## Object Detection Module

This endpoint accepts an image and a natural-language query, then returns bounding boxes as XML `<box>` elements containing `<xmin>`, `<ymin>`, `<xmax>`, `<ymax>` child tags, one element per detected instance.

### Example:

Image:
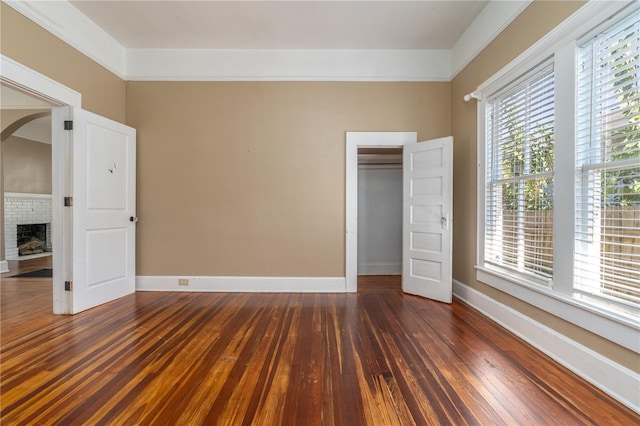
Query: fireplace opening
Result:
<box><xmin>17</xmin><ymin>224</ymin><xmax>48</xmax><ymax>256</ymax></box>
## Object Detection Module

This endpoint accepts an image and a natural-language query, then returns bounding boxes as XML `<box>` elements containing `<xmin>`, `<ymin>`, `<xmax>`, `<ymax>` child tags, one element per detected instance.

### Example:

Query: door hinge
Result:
<box><xmin>64</xmin><ymin>120</ymin><xmax>73</xmax><ymax>130</ymax></box>
<box><xmin>65</xmin><ymin>281</ymin><xmax>73</xmax><ymax>291</ymax></box>
<box><xmin>64</xmin><ymin>196</ymin><xmax>73</xmax><ymax>207</ymax></box>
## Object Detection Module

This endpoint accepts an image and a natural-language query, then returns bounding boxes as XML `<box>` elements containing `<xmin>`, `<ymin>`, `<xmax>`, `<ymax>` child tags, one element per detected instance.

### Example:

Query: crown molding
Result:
<box><xmin>451</xmin><ymin>0</ymin><xmax>533</xmax><ymax>79</ymax></box>
<box><xmin>126</xmin><ymin>49</ymin><xmax>451</xmax><ymax>82</ymax></box>
<box><xmin>4</xmin><ymin>0</ymin><xmax>530</xmax><ymax>82</ymax></box>
<box><xmin>3</xmin><ymin>0</ymin><xmax>126</xmax><ymax>79</ymax></box>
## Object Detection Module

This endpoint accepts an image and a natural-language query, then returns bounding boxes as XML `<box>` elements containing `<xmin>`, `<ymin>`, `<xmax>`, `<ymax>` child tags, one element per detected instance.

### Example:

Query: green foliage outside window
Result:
<box><xmin>499</xmin><ymin>108</ymin><xmax>554</xmax><ymax>212</ymax></box>
<box><xmin>602</xmin><ymin>23</ymin><xmax>639</xmax><ymax>208</ymax></box>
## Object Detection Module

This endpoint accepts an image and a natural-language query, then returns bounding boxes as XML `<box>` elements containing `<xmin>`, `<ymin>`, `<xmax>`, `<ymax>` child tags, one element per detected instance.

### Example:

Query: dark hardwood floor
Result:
<box><xmin>1</xmin><ymin>262</ymin><xmax>637</xmax><ymax>425</ymax></box>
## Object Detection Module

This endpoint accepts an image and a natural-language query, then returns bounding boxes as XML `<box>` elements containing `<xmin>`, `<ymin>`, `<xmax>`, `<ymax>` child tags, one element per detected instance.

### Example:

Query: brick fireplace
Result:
<box><xmin>4</xmin><ymin>193</ymin><xmax>52</xmax><ymax>259</ymax></box>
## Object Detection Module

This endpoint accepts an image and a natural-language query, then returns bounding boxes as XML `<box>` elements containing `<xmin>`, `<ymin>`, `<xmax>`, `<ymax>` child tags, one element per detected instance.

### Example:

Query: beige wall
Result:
<box><xmin>0</xmin><ymin>2</ymin><xmax>126</xmax><ymax>123</ymax></box>
<box><xmin>3</xmin><ymin>136</ymin><xmax>52</xmax><ymax>194</ymax></box>
<box><xmin>451</xmin><ymin>0</ymin><xmax>638</xmax><ymax>372</ymax></box>
<box><xmin>0</xmin><ymin>3</ymin><xmax>127</xmax><ymax>261</ymax></box>
<box><xmin>127</xmin><ymin>81</ymin><xmax>450</xmax><ymax>276</ymax></box>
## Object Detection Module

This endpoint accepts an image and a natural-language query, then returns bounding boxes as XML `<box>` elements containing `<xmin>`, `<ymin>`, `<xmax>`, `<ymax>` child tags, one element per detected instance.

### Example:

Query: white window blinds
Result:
<box><xmin>485</xmin><ymin>62</ymin><xmax>555</xmax><ymax>284</ymax></box>
<box><xmin>575</xmin><ymin>10</ymin><xmax>640</xmax><ymax>309</ymax></box>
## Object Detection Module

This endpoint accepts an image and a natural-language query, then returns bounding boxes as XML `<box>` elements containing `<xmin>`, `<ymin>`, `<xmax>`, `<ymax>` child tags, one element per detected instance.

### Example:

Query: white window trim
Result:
<box><xmin>475</xmin><ymin>0</ymin><xmax>639</xmax><ymax>353</ymax></box>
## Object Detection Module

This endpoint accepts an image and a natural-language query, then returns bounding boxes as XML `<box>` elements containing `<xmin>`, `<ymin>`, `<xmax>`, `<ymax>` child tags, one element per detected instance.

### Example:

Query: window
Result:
<box><xmin>575</xmin><ymin>11</ymin><xmax>640</xmax><ymax>310</ymax></box>
<box><xmin>485</xmin><ymin>62</ymin><xmax>555</xmax><ymax>285</ymax></box>
<box><xmin>476</xmin><ymin>1</ymin><xmax>639</xmax><ymax>351</ymax></box>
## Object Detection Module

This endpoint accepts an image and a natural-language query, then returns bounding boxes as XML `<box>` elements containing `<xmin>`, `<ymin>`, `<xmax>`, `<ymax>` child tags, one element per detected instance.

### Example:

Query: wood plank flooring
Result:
<box><xmin>1</xmin><ymin>265</ymin><xmax>638</xmax><ymax>425</ymax></box>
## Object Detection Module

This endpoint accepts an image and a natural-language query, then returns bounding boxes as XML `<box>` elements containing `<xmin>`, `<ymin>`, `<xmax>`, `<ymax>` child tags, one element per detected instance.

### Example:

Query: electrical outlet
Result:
<box><xmin>178</xmin><ymin>278</ymin><xmax>189</xmax><ymax>286</ymax></box>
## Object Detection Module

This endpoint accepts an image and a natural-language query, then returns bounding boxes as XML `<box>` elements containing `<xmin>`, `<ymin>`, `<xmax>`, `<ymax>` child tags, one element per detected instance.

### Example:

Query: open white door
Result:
<box><xmin>402</xmin><ymin>137</ymin><xmax>453</xmax><ymax>303</ymax></box>
<box><xmin>64</xmin><ymin>107</ymin><xmax>136</xmax><ymax>314</ymax></box>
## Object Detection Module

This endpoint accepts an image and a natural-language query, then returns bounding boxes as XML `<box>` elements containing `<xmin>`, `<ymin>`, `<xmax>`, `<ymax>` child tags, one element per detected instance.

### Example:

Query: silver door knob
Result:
<box><xmin>441</xmin><ymin>214</ymin><xmax>450</xmax><ymax>230</ymax></box>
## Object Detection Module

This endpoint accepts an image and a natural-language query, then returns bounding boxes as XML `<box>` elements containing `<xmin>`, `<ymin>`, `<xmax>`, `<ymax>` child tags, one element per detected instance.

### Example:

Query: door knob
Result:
<box><xmin>441</xmin><ymin>214</ymin><xmax>450</xmax><ymax>230</ymax></box>
<box><xmin>130</xmin><ymin>216</ymin><xmax>138</xmax><ymax>222</ymax></box>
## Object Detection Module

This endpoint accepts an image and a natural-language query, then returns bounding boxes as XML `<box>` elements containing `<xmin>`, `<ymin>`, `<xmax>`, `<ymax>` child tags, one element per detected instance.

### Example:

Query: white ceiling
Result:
<box><xmin>69</xmin><ymin>1</ymin><xmax>488</xmax><ymax>50</ymax></box>
<box><xmin>13</xmin><ymin>116</ymin><xmax>52</xmax><ymax>144</ymax></box>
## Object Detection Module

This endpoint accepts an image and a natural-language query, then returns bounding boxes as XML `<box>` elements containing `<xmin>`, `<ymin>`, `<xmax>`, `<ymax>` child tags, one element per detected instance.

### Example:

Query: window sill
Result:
<box><xmin>475</xmin><ymin>265</ymin><xmax>640</xmax><ymax>353</ymax></box>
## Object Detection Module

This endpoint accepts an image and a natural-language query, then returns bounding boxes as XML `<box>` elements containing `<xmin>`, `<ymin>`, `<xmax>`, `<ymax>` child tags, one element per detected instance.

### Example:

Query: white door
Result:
<box><xmin>66</xmin><ymin>108</ymin><xmax>136</xmax><ymax>313</ymax></box>
<box><xmin>402</xmin><ymin>137</ymin><xmax>453</xmax><ymax>303</ymax></box>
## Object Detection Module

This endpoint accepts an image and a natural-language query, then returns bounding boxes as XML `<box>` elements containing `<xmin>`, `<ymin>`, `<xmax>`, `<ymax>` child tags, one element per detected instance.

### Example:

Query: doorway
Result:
<box><xmin>1</xmin><ymin>54</ymin><xmax>81</xmax><ymax>314</ymax></box>
<box><xmin>2</xmin><ymin>55</ymin><xmax>137</xmax><ymax>315</ymax></box>
<box><xmin>357</xmin><ymin>147</ymin><xmax>403</xmax><ymax>276</ymax></box>
<box><xmin>345</xmin><ymin>132</ymin><xmax>417</xmax><ymax>292</ymax></box>
<box><xmin>346</xmin><ymin>132</ymin><xmax>453</xmax><ymax>302</ymax></box>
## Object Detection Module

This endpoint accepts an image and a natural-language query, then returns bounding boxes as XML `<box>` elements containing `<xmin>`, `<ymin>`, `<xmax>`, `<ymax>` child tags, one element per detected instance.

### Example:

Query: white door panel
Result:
<box><xmin>63</xmin><ymin>107</ymin><xmax>136</xmax><ymax>314</ymax></box>
<box><xmin>403</xmin><ymin>137</ymin><xmax>453</xmax><ymax>303</ymax></box>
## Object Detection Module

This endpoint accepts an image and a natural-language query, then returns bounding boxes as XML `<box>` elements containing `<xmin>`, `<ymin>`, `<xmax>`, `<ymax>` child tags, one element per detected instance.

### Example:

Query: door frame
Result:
<box><xmin>1</xmin><ymin>54</ymin><xmax>82</xmax><ymax>314</ymax></box>
<box><xmin>345</xmin><ymin>132</ymin><xmax>417</xmax><ymax>292</ymax></box>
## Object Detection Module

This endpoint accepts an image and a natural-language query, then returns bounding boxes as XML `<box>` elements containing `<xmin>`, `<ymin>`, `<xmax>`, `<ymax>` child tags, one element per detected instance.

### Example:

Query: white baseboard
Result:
<box><xmin>357</xmin><ymin>262</ymin><xmax>401</xmax><ymax>275</ymax></box>
<box><xmin>453</xmin><ymin>279</ymin><xmax>640</xmax><ymax>414</ymax></box>
<box><xmin>136</xmin><ymin>276</ymin><xmax>346</xmax><ymax>293</ymax></box>
<box><xmin>0</xmin><ymin>260</ymin><xmax>8</xmax><ymax>273</ymax></box>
